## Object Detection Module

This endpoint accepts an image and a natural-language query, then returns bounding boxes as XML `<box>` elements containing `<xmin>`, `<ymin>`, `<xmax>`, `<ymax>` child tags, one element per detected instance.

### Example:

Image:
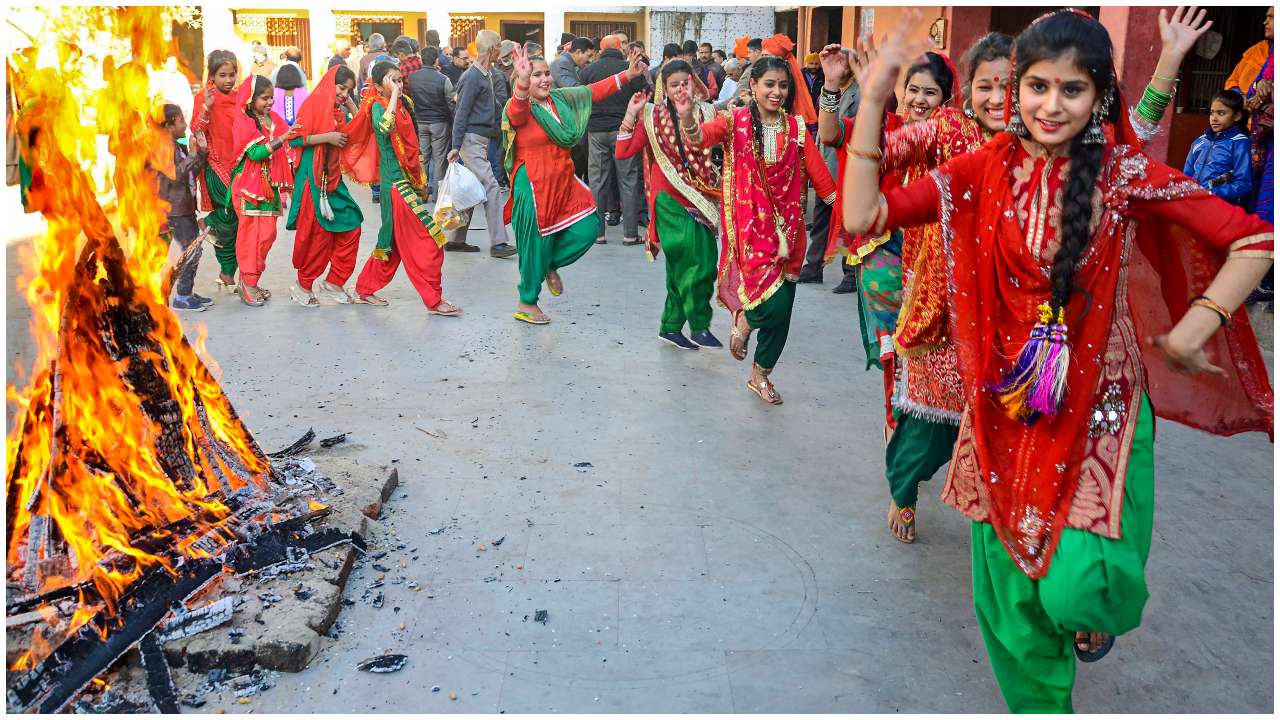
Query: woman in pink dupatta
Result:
<box><xmin>677</xmin><ymin>56</ymin><xmax>837</xmax><ymax>404</ymax></box>
<box><xmin>230</xmin><ymin>74</ymin><xmax>299</xmax><ymax>306</ymax></box>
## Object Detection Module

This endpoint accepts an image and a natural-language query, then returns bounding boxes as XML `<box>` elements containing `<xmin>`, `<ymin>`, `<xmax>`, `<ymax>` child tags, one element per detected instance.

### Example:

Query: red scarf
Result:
<box><xmin>192</xmin><ymin>81</ymin><xmax>239</xmax><ymax>210</ymax></box>
<box><xmin>339</xmin><ymin>86</ymin><xmax>425</xmax><ymax>187</ymax></box>
<box><xmin>293</xmin><ymin>65</ymin><xmax>348</xmax><ymax>193</ymax></box>
<box><xmin>230</xmin><ymin>76</ymin><xmax>294</xmax><ymax>201</ymax></box>
<box><xmin>943</xmin><ymin>134</ymin><xmax>1272</xmax><ymax>577</ymax></box>
<box><xmin>718</xmin><ymin>107</ymin><xmax>805</xmax><ymax>312</ymax></box>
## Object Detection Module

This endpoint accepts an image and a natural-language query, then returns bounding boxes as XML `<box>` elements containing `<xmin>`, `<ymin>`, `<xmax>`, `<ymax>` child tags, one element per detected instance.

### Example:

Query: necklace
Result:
<box><xmin>759</xmin><ymin>113</ymin><xmax>784</xmax><ymax>130</ymax></box>
<box><xmin>759</xmin><ymin>113</ymin><xmax>786</xmax><ymax>164</ymax></box>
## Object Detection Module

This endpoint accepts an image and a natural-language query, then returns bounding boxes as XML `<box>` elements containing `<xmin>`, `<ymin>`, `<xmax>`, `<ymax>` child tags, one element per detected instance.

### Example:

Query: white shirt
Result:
<box><xmin>717</xmin><ymin>77</ymin><xmax>738</xmax><ymax>104</ymax></box>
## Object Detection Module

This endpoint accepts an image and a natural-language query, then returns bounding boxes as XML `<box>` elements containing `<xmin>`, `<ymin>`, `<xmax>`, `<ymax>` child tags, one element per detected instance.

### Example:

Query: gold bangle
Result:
<box><xmin>1190</xmin><ymin>296</ymin><xmax>1230</xmax><ymax>326</ymax></box>
<box><xmin>846</xmin><ymin>145</ymin><xmax>882</xmax><ymax>161</ymax></box>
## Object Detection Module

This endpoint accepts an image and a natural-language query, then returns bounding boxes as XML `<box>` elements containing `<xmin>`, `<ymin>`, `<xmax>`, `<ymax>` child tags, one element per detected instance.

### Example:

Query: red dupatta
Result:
<box><xmin>717</xmin><ymin>106</ymin><xmax>805</xmax><ymax>312</ymax></box>
<box><xmin>230</xmin><ymin>76</ymin><xmax>294</xmax><ymax>203</ymax></box>
<box><xmin>643</xmin><ymin>73</ymin><xmax>721</xmax><ymax>258</ymax></box>
<box><xmin>339</xmin><ymin>86</ymin><xmax>426</xmax><ymax>188</ymax></box>
<box><xmin>940</xmin><ymin>133</ymin><xmax>1272</xmax><ymax>578</ymax></box>
<box><xmin>191</xmin><ymin>80</ymin><xmax>238</xmax><ymax>211</ymax></box>
<box><xmin>292</xmin><ymin>65</ymin><xmax>348</xmax><ymax>194</ymax></box>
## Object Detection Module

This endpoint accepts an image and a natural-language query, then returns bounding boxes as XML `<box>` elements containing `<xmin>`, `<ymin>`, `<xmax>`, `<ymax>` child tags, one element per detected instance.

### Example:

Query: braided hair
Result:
<box><xmin>660</xmin><ymin>59</ymin><xmax>697</xmax><ymax>169</ymax></box>
<box><xmin>1013</xmin><ymin>10</ymin><xmax>1120</xmax><ymax>316</ymax></box>
<box><xmin>746</xmin><ymin>56</ymin><xmax>793</xmax><ymax>166</ymax></box>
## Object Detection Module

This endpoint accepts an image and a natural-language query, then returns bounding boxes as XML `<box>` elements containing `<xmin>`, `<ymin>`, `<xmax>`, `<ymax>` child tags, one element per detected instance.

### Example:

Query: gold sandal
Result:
<box><xmin>746</xmin><ymin>366</ymin><xmax>783</xmax><ymax>405</ymax></box>
<box><xmin>730</xmin><ymin>311</ymin><xmax>750</xmax><ymax>362</ymax></box>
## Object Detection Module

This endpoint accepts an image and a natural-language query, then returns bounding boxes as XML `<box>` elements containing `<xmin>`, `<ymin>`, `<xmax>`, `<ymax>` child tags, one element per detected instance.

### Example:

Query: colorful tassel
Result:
<box><xmin>991</xmin><ymin>303</ymin><xmax>1070</xmax><ymax>423</ymax></box>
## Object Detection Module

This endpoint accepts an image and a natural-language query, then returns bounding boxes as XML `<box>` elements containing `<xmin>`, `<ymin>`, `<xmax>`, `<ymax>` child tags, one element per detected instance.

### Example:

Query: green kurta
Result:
<box><xmin>972</xmin><ymin>394</ymin><xmax>1155</xmax><ymax>713</ymax></box>
<box><xmin>229</xmin><ymin>144</ymin><xmax>281</xmax><ymax>214</ymax></box>
<box><xmin>369</xmin><ymin>102</ymin><xmax>442</xmax><ymax>259</ymax></box>
<box><xmin>286</xmin><ymin>141</ymin><xmax>363</xmax><ymax>232</ymax></box>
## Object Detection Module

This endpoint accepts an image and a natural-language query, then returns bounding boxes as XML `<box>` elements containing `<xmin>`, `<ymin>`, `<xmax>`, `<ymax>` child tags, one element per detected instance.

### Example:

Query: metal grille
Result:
<box><xmin>1180</xmin><ymin>6</ymin><xmax>1269</xmax><ymax>112</ymax></box>
<box><xmin>451</xmin><ymin>16</ymin><xmax>485</xmax><ymax>50</ymax></box>
<box><xmin>569</xmin><ymin>20</ymin><xmax>638</xmax><ymax>41</ymax></box>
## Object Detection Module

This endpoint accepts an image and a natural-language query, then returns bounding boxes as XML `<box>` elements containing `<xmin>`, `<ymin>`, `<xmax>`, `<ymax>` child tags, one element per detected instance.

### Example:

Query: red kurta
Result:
<box><xmin>502</xmin><ymin>73</ymin><xmax>627</xmax><ymax>234</ymax></box>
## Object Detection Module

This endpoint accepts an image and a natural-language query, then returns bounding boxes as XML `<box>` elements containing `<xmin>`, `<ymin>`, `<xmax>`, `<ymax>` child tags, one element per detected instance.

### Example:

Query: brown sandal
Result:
<box><xmin>746</xmin><ymin>365</ymin><xmax>783</xmax><ymax>405</ymax></box>
<box><xmin>730</xmin><ymin>311</ymin><xmax>751</xmax><ymax>362</ymax></box>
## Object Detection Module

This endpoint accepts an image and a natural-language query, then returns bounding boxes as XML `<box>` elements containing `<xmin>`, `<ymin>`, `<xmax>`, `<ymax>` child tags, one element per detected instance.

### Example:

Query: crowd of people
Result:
<box><xmin>145</xmin><ymin>7</ymin><xmax>1274</xmax><ymax>713</ymax></box>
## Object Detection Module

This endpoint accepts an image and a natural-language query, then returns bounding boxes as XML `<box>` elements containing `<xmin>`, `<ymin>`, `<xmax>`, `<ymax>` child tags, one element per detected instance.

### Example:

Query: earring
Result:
<box><xmin>1082</xmin><ymin>89</ymin><xmax>1113</xmax><ymax>145</ymax></box>
<box><xmin>1005</xmin><ymin>95</ymin><xmax>1028</xmax><ymax>136</ymax></box>
<box><xmin>963</xmin><ymin>102</ymin><xmax>975</xmax><ymax>120</ymax></box>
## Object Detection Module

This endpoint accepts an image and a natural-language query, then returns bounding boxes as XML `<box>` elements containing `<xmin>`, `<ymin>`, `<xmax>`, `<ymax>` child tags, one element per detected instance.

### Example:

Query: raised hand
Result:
<box><xmin>671</xmin><ymin>84</ymin><xmax>695</xmax><ymax>119</ymax></box>
<box><xmin>1159</xmin><ymin>6</ymin><xmax>1212</xmax><ymax>60</ymax></box>
<box><xmin>626</xmin><ymin>89</ymin><xmax>650</xmax><ymax>116</ymax></box>
<box><xmin>861</xmin><ymin>9</ymin><xmax>931</xmax><ymax>106</ymax></box>
<box><xmin>627</xmin><ymin>53</ymin><xmax>649</xmax><ymax>81</ymax></box>
<box><xmin>203</xmin><ymin>86</ymin><xmax>216</xmax><ymax>110</ymax></box>
<box><xmin>383</xmin><ymin>74</ymin><xmax>400</xmax><ymax>96</ymax></box>
<box><xmin>512</xmin><ymin>44</ymin><xmax>532</xmax><ymax>84</ymax></box>
<box><xmin>819</xmin><ymin>44</ymin><xmax>847</xmax><ymax>89</ymax></box>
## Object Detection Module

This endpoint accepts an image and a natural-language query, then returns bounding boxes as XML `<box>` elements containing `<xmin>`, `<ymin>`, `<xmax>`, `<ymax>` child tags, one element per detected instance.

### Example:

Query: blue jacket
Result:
<box><xmin>1183</xmin><ymin>127</ymin><xmax>1253</xmax><ymax>205</ymax></box>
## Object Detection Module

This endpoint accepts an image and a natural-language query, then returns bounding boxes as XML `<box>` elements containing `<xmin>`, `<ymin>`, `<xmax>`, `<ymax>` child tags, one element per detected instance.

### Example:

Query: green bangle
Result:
<box><xmin>1142</xmin><ymin>85</ymin><xmax>1173</xmax><ymax>105</ymax></box>
<box><xmin>1135</xmin><ymin>100</ymin><xmax>1164</xmax><ymax>124</ymax></box>
<box><xmin>1153</xmin><ymin>74</ymin><xmax>1179</xmax><ymax>84</ymax></box>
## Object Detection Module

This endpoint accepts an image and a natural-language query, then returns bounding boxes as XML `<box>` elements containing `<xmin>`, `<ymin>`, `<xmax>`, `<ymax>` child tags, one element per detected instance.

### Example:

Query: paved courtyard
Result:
<box><xmin>5</xmin><ymin>184</ymin><xmax>1274</xmax><ymax>713</ymax></box>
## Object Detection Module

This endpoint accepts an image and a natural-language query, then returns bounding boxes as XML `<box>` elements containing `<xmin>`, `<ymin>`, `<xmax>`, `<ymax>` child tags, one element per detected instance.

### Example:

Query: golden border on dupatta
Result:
<box><xmin>644</xmin><ymin>103</ymin><xmax>721</xmax><ymax>228</ymax></box>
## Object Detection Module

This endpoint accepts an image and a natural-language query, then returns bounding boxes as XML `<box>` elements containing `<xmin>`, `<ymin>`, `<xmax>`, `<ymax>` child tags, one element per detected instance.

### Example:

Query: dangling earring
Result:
<box><xmin>1082</xmin><ymin>88</ymin><xmax>1112</xmax><ymax>145</ymax></box>
<box><xmin>1005</xmin><ymin>94</ymin><xmax>1028</xmax><ymax>136</ymax></box>
<box><xmin>963</xmin><ymin>101</ymin><xmax>975</xmax><ymax>120</ymax></box>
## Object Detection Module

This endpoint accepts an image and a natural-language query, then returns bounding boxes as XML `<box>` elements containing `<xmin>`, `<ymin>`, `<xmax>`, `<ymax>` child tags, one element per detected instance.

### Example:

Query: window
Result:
<box><xmin>568</xmin><ymin>21</ymin><xmax>637</xmax><ymax>42</ymax></box>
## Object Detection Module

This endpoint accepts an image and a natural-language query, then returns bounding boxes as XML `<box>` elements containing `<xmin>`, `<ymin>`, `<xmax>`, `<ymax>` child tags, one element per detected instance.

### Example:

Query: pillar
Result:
<box><xmin>1100</xmin><ymin>6</ymin><xmax>1171</xmax><ymax>163</ymax></box>
<box><xmin>311</xmin><ymin>8</ymin><xmax>334</xmax><ymax>76</ymax></box>
<box><xmin>425</xmin><ymin>4</ymin><xmax>451</xmax><ymax>47</ymax></box>
<box><xmin>544</xmin><ymin>10</ymin><xmax>565</xmax><ymax>53</ymax></box>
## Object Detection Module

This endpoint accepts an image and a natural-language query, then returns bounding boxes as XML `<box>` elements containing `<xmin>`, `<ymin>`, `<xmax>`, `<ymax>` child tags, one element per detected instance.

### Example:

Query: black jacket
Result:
<box><xmin>406</xmin><ymin>67</ymin><xmax>455</xmax><ymax>124</ymax></box>
<box><xmin>579</xmin><ymin>49</ymin><xmax>646</xmax><ymax>133</ymax></box>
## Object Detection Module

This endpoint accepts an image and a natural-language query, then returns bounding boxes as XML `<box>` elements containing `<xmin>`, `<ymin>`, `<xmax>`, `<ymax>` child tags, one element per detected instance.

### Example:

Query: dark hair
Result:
<box><xmin>425</xmin><ymin>30</ymin><xmax>441</xmax><ymax>47</ymax></box>
<box><xmin>335</xmin><ymin>66</ymin><xmax>355</xmax><ymax>87</ymax></box>
<box><xmin>712</xmin><ymin>49</ymin><xmax>726</xmax><ymax>62</ymax></box>
<box><xmin>421</xmin><ymin>46</ymin><xmax>440</xmax><ymax>67</ymax></box>
<box><xmin>662</xmin><ymin>43</ymin><xmax>681</xmax><ymax>61</ymax></box>
<box><xmin>700</xmin><ymin>42</ymin><xmax>713</xmax><ymax>52</ymax></box>
<box><xmin>371</xmin><ymin>61</ymin><xmax>398</xmax><ymax>87</ymax></box>
<box><xmin>661</xmin><ymin>60</ymin><xmax>697</xmax><ymax>169</ymax></box>
<box><xmin>681</xmin><ymin>40</ymin><xmax>698</xmax><ymax>56</ymax></box>
<box><xmin>747</xmin><ymin>57</ymin><xmax>796</xmax><ymax>165</ymax></box>
<box><xmin>1014</xmin><ymin>10</ymin><xmax>1120</xmax><ymax>316</ymax></box>
<box><xmin>276</xmin><ymin>63</ymin><xmax>305</xmax><ymax>90</ymax></box>
<box><xmin>206</xmin><ymin>49</ymin><xmax>238</xmax><ymax>81</ymax></box>
<box><xmin>962</xmin><ymin>32</ymin><xmax>1013</xmax><ymax>90</ymax></box>
<box><xmin>390</xmin><ymin>38</ymin><xmax>415</xmax><ymax>56</ymax></box>
<box><xmin>590</xmin><ymin>37</ymin><xmax>601</xmax><ymax>50</ymax></box>
<box><xmin>747</xmin><ymin>38</ymin><xmax>762</xmax><ymax>51</ymax></box>
<box><xmin>570</xmin><ymin>37</ymin><xmax>594</xmax><ymax>54</ymax></box>
<box><xmin>904</xmin><ymin>51</ymin><xmax>954</xmax><ymax>104</ymax></box>
<box><xmin>629</xmin><ymin>40</ymin><xmax>645</xmax><ymax>51</ymax></box>
<box><xmin>162</xmin><ymin>103</ymin><xmax>184</xmax><ymax>126</ymax></box>
<box><xmin>1211</xmin><ymin>89</ymin><xmax>1249</xmax><ymax>132</ymax></box>
<box><xmin>245</xmin><ymin>75</ymin><xmax>273</xmax><ymax>132</ymax></box>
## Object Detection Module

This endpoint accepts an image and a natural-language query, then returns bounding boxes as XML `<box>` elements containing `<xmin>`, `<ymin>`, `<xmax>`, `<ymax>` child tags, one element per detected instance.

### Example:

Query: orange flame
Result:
<box><xmin>6</xmin><ymin>7</ymin><xmax>270</xmax><ymax>646</ymax></box>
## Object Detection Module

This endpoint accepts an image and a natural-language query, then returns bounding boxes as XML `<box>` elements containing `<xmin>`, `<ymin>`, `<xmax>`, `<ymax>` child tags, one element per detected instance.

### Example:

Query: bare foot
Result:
<box><xmin>545</xmin><ymin>270</ymin><xmax>563</xmax><ymax>296</ymax></box>
<box><xmin>888</xmin><ymin>499</ymin><xmax>916</xmax><ymax>543</ymax></box>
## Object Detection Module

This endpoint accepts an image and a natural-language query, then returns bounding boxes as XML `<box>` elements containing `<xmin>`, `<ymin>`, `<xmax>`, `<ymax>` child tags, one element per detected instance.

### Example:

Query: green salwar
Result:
<box><xmin>744</xmin><ymin>281</ymin><xmax>796</xmax><ymax>370</ymax></box>
<box><xmin>655</xmin><ymin>192</ymin><xmax>717</xmax><ymax>334</ymax></box>
<box><xmin>512</xmin><ymin>166</ymin><xmax>599</xmax><ymax>305</ymax></box>
<box><xmin>971</xmin><ymin>394</ymin><xmax>1154</xmax><ymax>713</ymax></box>
<box><xmin>203</xmin><ymin>166</ymin><xmax>239</xmax><ymax>276</ymax></box>
<box><xmin>885</xmin><ymin>411</ymin><xmax>960</xmax><ymax>508</ymax></box>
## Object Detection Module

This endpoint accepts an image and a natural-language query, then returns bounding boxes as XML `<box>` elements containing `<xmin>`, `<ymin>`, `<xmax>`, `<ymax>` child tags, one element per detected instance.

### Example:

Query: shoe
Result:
<box><xmin>659</xmin><ymin>331</ymin><xmax>699</xmax><ymax>350</ymax></box>
<box><xmin>371</xmin><ymin>193</ymin><xmax>380</xmax><ymax>205</ymax></box>
<box><xmin>797</xmin><ymin>270</ymin><xmax>823</xmax><ymax>283</ymax></box>
<box><xmin>832</xmin><ymin>277</ymin><xmax>857</xmax><ymax>294</ymax></box>
<box><xmin>289</xmin><ymin>285</ymin><xmax>320</xmax><ymax>308</ymax></box>
<box><xmin>172</xmin><ymin>295</ymin><xmax>208</xmax><ymax>312</ymax></box>
<box><xmin>444</xmin><ymin>241</ymin><xmax>481</xmax><ymax>252</ymax></box>
<box><xmin>595</xmin><ymin>238</ymin><xmax>607</xmax><ymax>245</ymax></box>
<box><xmin>605</xmin><ymin>211</ymin><xmax>621</xmax><ymax>227</ymax></box>
<box><xmin>191</xmin><ymin>293</ymin><xmax>214</xmax><ymax>306</ymax></box>
<box><xmin>690</xmin><ymin>330</ymin><xmax>722</xmax><ymax>348</ymax></box>
<box><xmin>490</xmin><ymin>243</ymin><xmax>518</xmax><ymax>259</ymax></box>
<box><xmin>622</xmin><ymin>237</ymin><xmax>643</xmax><ymax>246</ymax></box>
<box><xmin>315</xmin><ymin>281</ymin><xmax>356</xmax><ymax>304</ymax></box>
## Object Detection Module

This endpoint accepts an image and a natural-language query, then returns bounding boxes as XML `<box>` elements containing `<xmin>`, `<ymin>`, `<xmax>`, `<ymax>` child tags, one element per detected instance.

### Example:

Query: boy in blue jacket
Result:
<box><xmin>1184</xmin><ymin>90</ymin><xmax>1253</xmax><ymax>206</ymax></box>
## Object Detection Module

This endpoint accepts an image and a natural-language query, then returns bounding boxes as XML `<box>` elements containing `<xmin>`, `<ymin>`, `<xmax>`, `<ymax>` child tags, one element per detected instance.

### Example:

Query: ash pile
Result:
<box><xmin>6</xmin><ymin>431</ymin><xmax>400</xmax><ymax>714</ymax></box>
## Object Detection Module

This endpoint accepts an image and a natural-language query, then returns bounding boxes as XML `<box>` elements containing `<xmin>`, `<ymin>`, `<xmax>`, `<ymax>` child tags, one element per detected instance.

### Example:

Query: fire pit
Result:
<box><xmin>5</xmin><ymin>8</ymin><xmax>395</xmax><ymax>712</ymax></box>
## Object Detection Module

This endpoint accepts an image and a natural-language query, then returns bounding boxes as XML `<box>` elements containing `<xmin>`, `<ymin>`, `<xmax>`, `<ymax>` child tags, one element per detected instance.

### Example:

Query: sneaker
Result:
<box><xmin>605</xmin><ymin>211</ymin><xmax>621</xmax><ymax>227</ymax></box>
<box><xmin>490</xmin><ymin>243</ymin><xmax>518</xmax><ymax>259</ymax></box>
<box><xmin>659</xmin><ymin>331</ymin><xmax>699</xmax><ymax>350</ymax></box>
<box><xmin>1246</xmin><ymin>287</ymin><xmax>1274</xmax><ymax>305</ymax></box>
<box><xmin>622</xmin><ymin>237</ymin><xmax>643</xmax><ymax>246</ymax></box>
<box><xmin>172</xmin><ymin>295</ymin><xmax>207</xmax><ymax>312</ymax></box>
<box><xmin>797</xmin><ymin>269</ymin><xmax>823</xmax><ymax>283</ymax></box>
<box><xmin>191</xmin><ymin>293</ymin><xmax>214</xmax><ymax>306</ymax></box>
<box><xmin>444</xmin><ymin>241</ymin><xmax>481</xmax><ymax>252</ymax></box>
<box><xmin>690</xmin><ymin>330</ymin><xmax>723</xmax><ymax>348</ymax></box>
<box><xmin>832</xmin><ymin>277</ymin><xmax>857</xmax><ymax>294</ymax></box>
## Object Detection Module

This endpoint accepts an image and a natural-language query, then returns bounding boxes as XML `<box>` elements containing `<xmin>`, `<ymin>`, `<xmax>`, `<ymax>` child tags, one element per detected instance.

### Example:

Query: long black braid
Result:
<box><xmin>1013</xmin><ymin>11</ymin><xmax>1119</xmax><ymax>317</ymax></box>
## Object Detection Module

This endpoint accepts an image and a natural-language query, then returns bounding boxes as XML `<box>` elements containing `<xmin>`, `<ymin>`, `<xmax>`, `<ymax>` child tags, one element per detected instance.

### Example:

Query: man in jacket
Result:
<box><xmin>441</xmin><ymin>46</ymin><xmax>467</xmax><ymax>85</ymax></box>
<box><xmin>445</xmin><ymin>29</ymin><xmax>516</xmax><ymax>257</ymax></box>
<box><xmin>357</xmin><ymin>33</ymin><xmax>386</xmax><ymax>89</ymax></box>
<box><xmin>580</xmin><ymin>35</ymin><xmax>647</xmax><ymax>245</ymax></box>
<box><xmin>552</xmin><ymin>36</ymin><xmax>594</xmax><ymax>180</ymax></box>
<box><xmin>407</xmin><ymin>46</ymin><xmax>456</xmax><ymax>202</ymax></box>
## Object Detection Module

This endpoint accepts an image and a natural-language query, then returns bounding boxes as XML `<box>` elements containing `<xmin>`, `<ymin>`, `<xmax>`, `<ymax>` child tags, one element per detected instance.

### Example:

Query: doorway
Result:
<box><xmin>501</xmin><ymin>21</ymin><xmax>544</xmax><ymax>44</ymax></box>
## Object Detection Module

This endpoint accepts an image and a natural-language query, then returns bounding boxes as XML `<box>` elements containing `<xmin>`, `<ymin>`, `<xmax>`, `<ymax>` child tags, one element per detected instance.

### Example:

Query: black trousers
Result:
<box><xmin>801</xmin><ymin>199</ymin><xmax>855</xmax><ymax>281</ymax></box>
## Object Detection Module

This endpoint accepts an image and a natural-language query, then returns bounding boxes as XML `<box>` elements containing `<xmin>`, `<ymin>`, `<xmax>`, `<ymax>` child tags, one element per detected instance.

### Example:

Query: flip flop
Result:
<box><xmin>1074</xmin><ymin>633</ymin><xmax>1115</xmax><ymax>663</ymax></box>
<box><xmin>513</xmin><ymin>310</ymin><xmax>550</xmax><ymax>325</ymax></box>
<box><xmin>357</xmin><ymin>294</ymin><xmax>390</xmax><ymax>307</ymax></box>
<box><xmin>429</xmin><ymin>303</ymin><xmax>463</xmax><ymax>317</ymax></box>
<box><xmin>546</xmin><ymin>272</ymin><xmax>563</xmax><ymax>297</ymax></box>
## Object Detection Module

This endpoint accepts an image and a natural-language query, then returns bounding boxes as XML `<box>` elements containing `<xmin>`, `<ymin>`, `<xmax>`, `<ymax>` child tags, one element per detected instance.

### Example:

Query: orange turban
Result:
<box><xmin>760</xmin><ymin>33</ymin><xmax>816</xmax><ymax>124</ymax></box>
<box><xmin>733</xmin><ymin>36</ymin><xmax>750</xmax><ymax>59</ymax></box>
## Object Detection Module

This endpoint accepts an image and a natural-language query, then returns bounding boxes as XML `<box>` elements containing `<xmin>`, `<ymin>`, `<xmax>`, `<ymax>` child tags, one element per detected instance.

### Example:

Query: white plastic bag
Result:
<box><xmin>432</xmin><ymin>162</ymin><xmax>485</xmax><ymax>231</ymax></box>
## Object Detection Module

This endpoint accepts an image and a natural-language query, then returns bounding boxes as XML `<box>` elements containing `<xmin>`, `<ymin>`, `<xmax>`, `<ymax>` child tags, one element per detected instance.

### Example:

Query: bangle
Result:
<box><xmin>819</xmin><ymin>87</ymin><xmax>840</xmax><ymax>113</ymax></box>
<box><xmin>1153</xmin><ymin>74</ymin><xmax>1179</xmax><ymax>84</ymax></box>
<box><xmin>846</xmin><ymin>145</ymin><xmax>882</xmax><ymax>162</ymax></box>
<box><xmin>1190</xmin><ymin>295</ymin><xmax>1230</xmax><ymax>326</ymax></box>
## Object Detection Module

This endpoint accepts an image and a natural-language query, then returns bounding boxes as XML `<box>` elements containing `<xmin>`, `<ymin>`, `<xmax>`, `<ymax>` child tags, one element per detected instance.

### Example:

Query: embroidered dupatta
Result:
<box><xmin>935</xmin><ymin>134</ymin><xmax>1272</xmax><ymax>579</ymax></box>
<box><xmin>293</xmin><ymin>66</ymin><xmax>347</xmax><ymax>196</ymax></box>
<box><xmin>191</xmin><ymin>81</ymin><xmax>239</xmax><ymax>212</ymax></box>
<box><xmin>230</xmin><ymin>76</ymin><xmax>294</xmax><ymax>212</ymax></box>
<box><xmin>641</xmin><ymin>76</ymin><xmax>721</xmax><ymax>258</ymax></box>
<box><xmin>717</xmin><ymin>107</ymin><xmax>806</xmax><ymax>312</ymax></box>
